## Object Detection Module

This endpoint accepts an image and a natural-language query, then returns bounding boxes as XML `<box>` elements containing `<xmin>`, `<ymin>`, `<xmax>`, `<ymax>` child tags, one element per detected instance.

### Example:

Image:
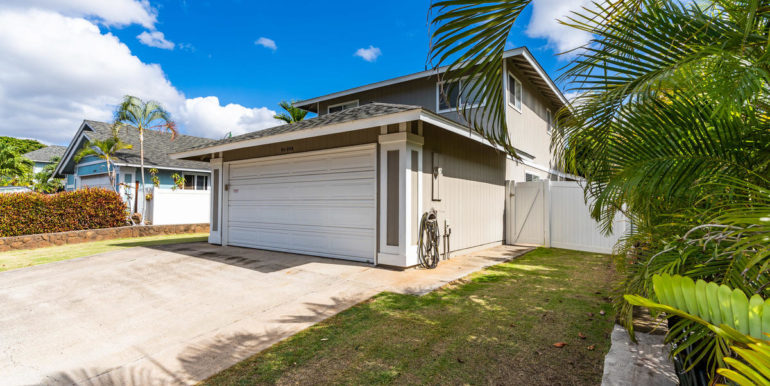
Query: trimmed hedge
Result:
<box><xmin>0</xmin><ymin>188</ymin><xmax>128</xmax><ymax>237</ymax></box>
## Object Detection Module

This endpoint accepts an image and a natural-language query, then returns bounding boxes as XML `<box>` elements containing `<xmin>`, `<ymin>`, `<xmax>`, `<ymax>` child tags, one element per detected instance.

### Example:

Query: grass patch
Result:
<box><xmin>0</xmin><ymin>233</ymin><xmax>208</xmax><ymax>272</ymax></box>
<box><xmin>203</xmin><ymin>248</ymin><xmax>617</xmax><ymax>385</ymax></box>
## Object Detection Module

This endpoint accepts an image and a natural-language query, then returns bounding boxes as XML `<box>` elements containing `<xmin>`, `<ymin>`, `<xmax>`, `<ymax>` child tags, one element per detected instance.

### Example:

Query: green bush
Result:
<box><xmin>0</xmin><ymin>188</ymin><xmax>128</xmax><ymax>237</ymax></box>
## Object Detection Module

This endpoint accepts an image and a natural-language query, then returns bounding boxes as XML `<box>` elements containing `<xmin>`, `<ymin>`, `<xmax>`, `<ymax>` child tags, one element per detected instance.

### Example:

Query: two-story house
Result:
<box><xmin>173</xmin><ymin>47</ymin><xmax>569</xmax><ymax>268</ymax></box>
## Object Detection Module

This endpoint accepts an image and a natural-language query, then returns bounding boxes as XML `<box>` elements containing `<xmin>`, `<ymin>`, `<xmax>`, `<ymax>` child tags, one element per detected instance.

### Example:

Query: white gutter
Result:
<box><xmin>117</xmin><ymin>163</ymin><xmax>211</xmax><ymax>173</ymax></box>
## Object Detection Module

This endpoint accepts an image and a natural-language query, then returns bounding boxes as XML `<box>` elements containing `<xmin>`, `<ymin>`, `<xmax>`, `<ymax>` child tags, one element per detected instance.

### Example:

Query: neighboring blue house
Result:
<box><xmin>7</xmin><ymin>145</ymin><xmax>70</xmax><ymax>193</ymax></box>
<box><xmin>54</xmin><ymin>120</ymin><xmax>214</xmax><ymax>223</ymax></box>
<box><xmin>23</xmin><ymin>145</ymin><xmax>67</xmax><ymax>174</ymax></box>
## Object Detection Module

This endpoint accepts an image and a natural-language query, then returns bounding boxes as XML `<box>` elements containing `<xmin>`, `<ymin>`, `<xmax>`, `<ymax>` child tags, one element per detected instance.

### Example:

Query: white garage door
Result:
<box><xmin>79</xmin><ymin>174</ymin><xmax>112</xmax><ymax>189</ymax></box>
<box><xmin>225</xmin><ymin>144</ymin><xmax>377</xmax><ymax>262</ymax></box>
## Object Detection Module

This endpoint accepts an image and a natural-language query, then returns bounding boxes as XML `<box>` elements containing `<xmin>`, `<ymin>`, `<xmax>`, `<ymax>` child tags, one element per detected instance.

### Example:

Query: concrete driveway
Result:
<box><xmin>0</xmin><ymin>242</ymin><xmax>531</xmax><ymax>385</ymax></box>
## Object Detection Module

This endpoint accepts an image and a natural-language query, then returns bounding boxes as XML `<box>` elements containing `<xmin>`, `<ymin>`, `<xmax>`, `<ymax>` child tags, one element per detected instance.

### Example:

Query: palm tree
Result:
<box><xmin>0</xmin><ymin>142</ymin><xmax>33</xmax><ymax>186</ymax></box>
<box><xmin>112</xmin><ymin>96</ymin><xmax>176</xmax><ymax>222</ymax></box>
<box><xmin>75</xmin><ymin>137</ymin><xmax>133</xmax><ymax>192</ymax></box>
<box><xmin>429</xmin><ymin>0</ymin><xmax>770</xmax><ymax>380</ymax></box>
<box><xmin>274</xmin><ymin>100</ymin><xmax>307</xmax><ymax>124</ymax></box>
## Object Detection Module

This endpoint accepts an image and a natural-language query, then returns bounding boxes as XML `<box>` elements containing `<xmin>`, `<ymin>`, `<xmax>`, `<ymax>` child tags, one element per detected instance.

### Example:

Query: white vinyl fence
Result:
<box><xmin>146</xmin><ymin>187</ymin><xmax>210</xmax><ymax>225</ymax></box>
<box><xmin>506</xmin><ymin>180</ymin><xmax>627</xmax><ymax>254</ymax></box>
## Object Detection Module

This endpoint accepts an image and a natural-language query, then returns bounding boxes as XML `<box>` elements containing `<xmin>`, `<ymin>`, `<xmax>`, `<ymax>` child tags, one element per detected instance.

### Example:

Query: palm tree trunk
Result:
<box><xmin>106</xmin><ymin>158</ymin><xmax>113</xmax><ymax>191</ymax></box>
<box><xmin>139</xmin><ymin>130</ymin><xmax>146</xmax><ymax>224</ymax></box>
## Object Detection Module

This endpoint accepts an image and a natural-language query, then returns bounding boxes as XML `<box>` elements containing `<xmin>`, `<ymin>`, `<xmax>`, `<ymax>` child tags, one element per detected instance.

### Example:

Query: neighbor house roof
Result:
<box><xmin>55</xmin><ymin>120</ymin><xmax>214</xmax><ymax>177</ymax></box>
<box><xmin>172</xmin><ymin>102</ymin><xmax>534</xmax><ymax>160</ymax></box>
<box><xmin>23</xmin><ymin>145</ymin><xmax>66</xmax><ymax>163</ymax></box>
<box><xmin>295</xmin><ymin>47</ymin><xmax>568</xmax><ymax>112</ymax></box>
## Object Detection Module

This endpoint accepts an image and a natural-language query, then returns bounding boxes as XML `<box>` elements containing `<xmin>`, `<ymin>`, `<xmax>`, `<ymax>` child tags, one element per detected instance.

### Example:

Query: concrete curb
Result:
<box><xmin>601</xmin><ymin>325</ymin><xmax>677</xmax><ymax>386</ymax></box>
<box><xmin>0</xmin><ymin>223</ymin><xmax>209</xmax><ymax>252</ymax></box>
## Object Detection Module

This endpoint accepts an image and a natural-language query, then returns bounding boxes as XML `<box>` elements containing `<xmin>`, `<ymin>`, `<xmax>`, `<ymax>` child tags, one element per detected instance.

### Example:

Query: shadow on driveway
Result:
<box><xmin>141</xmin><ymin>242</ymin><xmax>370</xmax><ymax>274</ymax></box>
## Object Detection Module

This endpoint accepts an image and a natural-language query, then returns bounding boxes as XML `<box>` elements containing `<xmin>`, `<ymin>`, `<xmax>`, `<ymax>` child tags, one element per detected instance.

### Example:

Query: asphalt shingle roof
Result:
<box><xmin>180</xmin><ymin>103</ymin><xmax>422</xmax><ymax>153</ymax></box>
<box><xmin>83</xmin><ymin>120</ymin><xmax>213</xmax><ymax>170</ymax></box>
<box><xmin>23</xmin><ymin>145</ymin><xmax>66</xmax><ymax>163</ymax></box>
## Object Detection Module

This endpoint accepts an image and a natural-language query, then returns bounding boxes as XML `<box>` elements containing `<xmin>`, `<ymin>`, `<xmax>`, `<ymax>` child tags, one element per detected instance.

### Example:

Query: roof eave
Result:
<box><xmin>171</xmin><ymin>107</ymin><xmax>534</xmax><ymax>162</ymax></box>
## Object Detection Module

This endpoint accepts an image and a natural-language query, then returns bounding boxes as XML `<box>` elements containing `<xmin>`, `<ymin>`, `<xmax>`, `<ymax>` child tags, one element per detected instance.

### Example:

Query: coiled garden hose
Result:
<box><xmin>417</xmin><ymin>210</ymin><xmax>440</xmax><ymax>269</ymax></box>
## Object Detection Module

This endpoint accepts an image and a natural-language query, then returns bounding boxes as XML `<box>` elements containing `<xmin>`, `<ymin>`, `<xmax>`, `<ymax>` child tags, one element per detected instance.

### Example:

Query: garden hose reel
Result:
<box><xmin>417</xmin><ymin>209</ymin><xmax>441</xmax><ymax>269</ymax></box>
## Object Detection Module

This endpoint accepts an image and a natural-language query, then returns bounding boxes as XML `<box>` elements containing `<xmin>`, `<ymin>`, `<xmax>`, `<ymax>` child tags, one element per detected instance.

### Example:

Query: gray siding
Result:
<box><xmin>221</xmin><ymin>128</ymin><xmax>379</xmax><ymax>162</ymax></box>
<box><xmin>505</xmin><ymin>59</ymin><xmax>560</xmax><ymax>168</ymax></box>
<box><xmin>420</xmin><ymin>123</ymin><xmax>507</xmax><ymax>255</ymax></box>
<box><xmin>317</xmin><ymin>76</ymin><xmax>485</xmax><ymax>129</ymax></box>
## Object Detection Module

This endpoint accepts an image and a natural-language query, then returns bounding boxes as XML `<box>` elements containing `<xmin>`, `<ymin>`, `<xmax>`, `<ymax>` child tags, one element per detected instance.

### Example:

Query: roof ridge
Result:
<box><xmin>83</xmin><ymin>119</ymin><xmax>214</xmax><ymax>142</ymax></box>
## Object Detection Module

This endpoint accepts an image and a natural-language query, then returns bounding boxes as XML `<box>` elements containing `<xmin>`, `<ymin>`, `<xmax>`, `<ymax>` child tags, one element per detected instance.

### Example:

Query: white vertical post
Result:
<box><xmin>221</xmin><ymin>162</ymin><xmax>229</xmax><ymax>247</ymax></box>
<box><xmin>377</xmin><ymin>130</ymin><xmax>424</xmax><ymax>267</ymax></box>
<box><xmin>542</xmin><ymin>179</ymin><xmax>551</xmax><ymax>248</ymax></box>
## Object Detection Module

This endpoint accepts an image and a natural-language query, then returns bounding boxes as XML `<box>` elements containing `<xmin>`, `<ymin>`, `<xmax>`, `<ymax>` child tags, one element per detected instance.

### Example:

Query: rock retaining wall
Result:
<box><xmin>0</xmin><ymin>224</ymin><xmax>209</xmax><ymax>252</ymax></box>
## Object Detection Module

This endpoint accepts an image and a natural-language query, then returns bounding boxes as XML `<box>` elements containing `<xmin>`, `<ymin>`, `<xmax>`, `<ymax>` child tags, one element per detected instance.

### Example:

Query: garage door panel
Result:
<box><xmin>226</xmin><ymin>145</ymin><xmax>376</xmax><ymax>262</ymax></box>
<box><xmin>228</xmin><ymin>176</ymin><xmax>374</xmax><ymax>202</ymax></box>
<box><xmin>230</xmin><ymin>170</ymin><xmax>374</xmax><ymax>184</ymax></box>
<box><xmin>229</xmin><ymin>150</ymin><xmax>374</xmax><ymax>180</ymax></box>
<box><xmin>80</xmin><ymin>175</ymin><xmax>112</xmax><ymax>189</ymax></box>
<box><xmin>228</xmin><ymin>203</ymin><xmax>374</xmax><ymax>229</ymax></box>
<box><xmin>227</xmin><ymin>225</ymin><xmax>373</xmax><ymax>261</ymax></box>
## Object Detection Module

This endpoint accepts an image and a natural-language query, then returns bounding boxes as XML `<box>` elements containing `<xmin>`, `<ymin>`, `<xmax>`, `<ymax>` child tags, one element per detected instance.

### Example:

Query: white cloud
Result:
<box><xmin>354</xmin><ymin>45</ymin><xmax>381</xmax><ymax>62</ymax></box>
<box><xmin>137</xmin><ymin>30</ymin><xmax>174</xmax><ymax>49</ymax></box>
<box><xmin>255</xmin><ymin>37</ymin><xmax>277</xmax><ymax>51</ymax></box>
<box><xmin>179</xmin><ymin>97</ymin><xmax>280</xmax><ymax>138</ymax></box>
<box><xmin>0</xmin><ymin>7</ymin><xmax>280</xmax><ymax>144</ymax></box>
<box><xmin>2</xmin><ymin>0</ymin><xmax>157</xmax><ymax>28</ymax></box>
<box><xmin>525</xmin><ymin>0</ymin><xmax>594</xmax><ymax>54</ymax></box>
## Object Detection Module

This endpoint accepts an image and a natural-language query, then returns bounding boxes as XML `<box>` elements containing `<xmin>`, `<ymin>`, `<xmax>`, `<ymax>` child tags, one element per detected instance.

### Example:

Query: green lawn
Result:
<box><xmin>0</xmin><ymin>233</ymin><xmax>208</xmax><ymax>272</ymax></box>
<box><xmin>203</xmin><ymin>248</ymin><xmax>617</xmax><ymax>385</ymax></box>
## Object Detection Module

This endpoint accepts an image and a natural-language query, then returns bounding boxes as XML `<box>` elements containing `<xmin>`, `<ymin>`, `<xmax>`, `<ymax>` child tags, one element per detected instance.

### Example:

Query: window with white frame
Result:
<box><xmin>183</xmin><ymin>174</ymin><xmax>209</xmax><ymax>190</ymax></box>
<box><xmin>327</xmin><ymin>100</ymin><xmax>358</xmax><ymax>114</ymax></box>
<box><xmin>525</xmin><ymin>172</ymin><xmax>540</xmax><ymax>182</ymax></box>
<box><xmin>508</xmin><ymin>73</ymin><xmax>522</xmax><ymax>111</ymax></box>
<box><xmin>436</xmin><ymin>78</ymin><xmax>484</xmax><ymax>112</ymax></box>
<box><xmin>546</xmin><ymin>109</ymin><xmax>553</xmax><ymax>134</ymax></box>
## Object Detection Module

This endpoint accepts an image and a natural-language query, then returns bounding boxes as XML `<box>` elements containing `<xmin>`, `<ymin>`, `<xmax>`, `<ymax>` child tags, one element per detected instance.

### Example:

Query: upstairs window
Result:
<box><xmin>546</xmin><ymin>109</ymin><xmax>553</xmax><ymax>134</ymax></box>
<box><xmin>327</xmin><ymin>100</ymin><xmax>358</xmax><ymax>114</ymax></box>
<box><xmin>508</xmin><ymin>73</ymin><xmax>522</xmax><ymax>111</ymax></box>
<box><xmin>436</xmin><ymin>78</ymin><xmax>485</xmax><ymax>113</ymax></box>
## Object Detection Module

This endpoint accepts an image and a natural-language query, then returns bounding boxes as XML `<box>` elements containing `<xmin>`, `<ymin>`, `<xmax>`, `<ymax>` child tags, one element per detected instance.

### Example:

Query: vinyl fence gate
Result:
<box><xmin>506</xmin><ymin>180</ymin><xmax>627</xmax><ymax>254</ymax></box>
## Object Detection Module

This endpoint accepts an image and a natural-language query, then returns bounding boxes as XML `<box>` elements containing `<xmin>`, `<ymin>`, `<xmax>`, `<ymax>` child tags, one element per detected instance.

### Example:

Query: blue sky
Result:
<box><xmin>0</xmin><ymin>0</ymin><xmax>587</xmax><ymax>144</ymax></box>
<box><xmin>111</xmin><ymin>0</ymin><xmax>565</xmax><ymax>109</ymax></box>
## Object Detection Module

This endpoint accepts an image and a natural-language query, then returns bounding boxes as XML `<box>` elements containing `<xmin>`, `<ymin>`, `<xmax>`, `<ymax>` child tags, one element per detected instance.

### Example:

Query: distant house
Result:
<box><xmin>54</xmin><ymin>120</ymin><xmax>215</xmax><ymax>225</ymax></box>
<box><xmin>23</xmin><ymin>145</ymin><xmax>67</xmax><ymax>173</ymax></box>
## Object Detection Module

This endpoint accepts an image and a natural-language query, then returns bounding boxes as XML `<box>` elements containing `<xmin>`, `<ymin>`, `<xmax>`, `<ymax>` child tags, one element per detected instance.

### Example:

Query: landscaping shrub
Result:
<box><xmin>0</xmin><ymin>188</ymin><xmax>128</xmax><ymax>237</ymax></box>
